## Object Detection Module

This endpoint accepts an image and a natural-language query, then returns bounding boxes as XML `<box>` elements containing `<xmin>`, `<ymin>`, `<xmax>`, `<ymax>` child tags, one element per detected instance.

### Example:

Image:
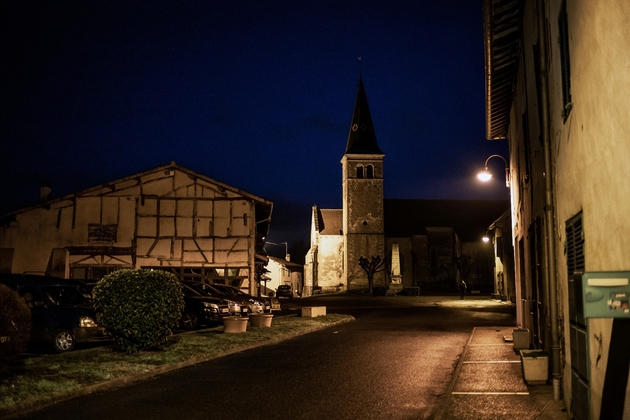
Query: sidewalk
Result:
<box><xmin>433</xmin><ymin>326</ymin><xmax>570</xmax><ymax>420</ymax></box>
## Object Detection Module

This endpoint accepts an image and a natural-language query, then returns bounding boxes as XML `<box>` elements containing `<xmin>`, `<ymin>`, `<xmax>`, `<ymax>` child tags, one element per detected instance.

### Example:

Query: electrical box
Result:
<box><xmin>582</xmin><ymin>272</ymin><xmax>630</xmax><ymax>318</ymax></box>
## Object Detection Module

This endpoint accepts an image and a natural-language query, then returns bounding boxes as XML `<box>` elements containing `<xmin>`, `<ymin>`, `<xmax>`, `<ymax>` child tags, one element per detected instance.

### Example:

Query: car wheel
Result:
<box><xmin>180</xmin><ymin>310</ymin><xmax>200</xmax><ymax>330</ymax></box>
<box><xmin>53</xmin><ymin>329</ymin><xmax>76</xmax><ymax>352</ymax></box>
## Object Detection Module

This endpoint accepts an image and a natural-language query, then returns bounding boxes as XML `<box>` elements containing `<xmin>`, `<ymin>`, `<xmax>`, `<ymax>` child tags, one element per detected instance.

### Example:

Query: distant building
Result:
<box><xmin>0</xmin><ymin>162</ymin><xmax>272</xmax><ymax>295</ymax></box>
<box><xmin>264</xmin><ymin>256</ymin><xmax>303</xmax><ymax>297</ymax></box>
<box><xmin>304</xmin><ymin>79</ymin><xmax>508</xmax><ymax>295</ymax></box>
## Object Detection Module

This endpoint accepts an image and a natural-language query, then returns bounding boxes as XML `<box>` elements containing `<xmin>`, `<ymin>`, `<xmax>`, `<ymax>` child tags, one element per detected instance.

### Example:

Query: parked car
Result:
<box><xmin>276</xmin><ymin>284</ymin><xmax>293</xmax><ymax>298</ymax></box>
<box><xmin>0</xmin><ymin>274</ymin><xmax>109</xmax><ymax>352</ymax></box>
<box><xmin>211</xmin><ymin>284</ymin><xmax>271</xmax><ymax>314</ymax></box>
<box><xmin>180</xmin><ymin>283</ymin><xmax>231</xmax><ymax>330</ymax></box>
<box><xmin>181</xmin><ymin>281</ymin><xmax>249</xmax><ymax>317</ymax></box>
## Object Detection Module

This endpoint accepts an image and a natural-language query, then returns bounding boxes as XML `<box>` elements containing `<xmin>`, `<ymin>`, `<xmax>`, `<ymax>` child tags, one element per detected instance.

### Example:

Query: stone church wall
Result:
<box><xmin>425</xmin><ymin>227</ymin><xmax>458</xmax><ymax>292</ymax></box>
<box><xmin>315</xmin><ymin>234</ymin><xmax>344</xmax><ymax>291</ymax></box>
<box><xmin>346</xmin><ymin>233</ymin><xmax>385</xmax><ymax>290</ymax></box>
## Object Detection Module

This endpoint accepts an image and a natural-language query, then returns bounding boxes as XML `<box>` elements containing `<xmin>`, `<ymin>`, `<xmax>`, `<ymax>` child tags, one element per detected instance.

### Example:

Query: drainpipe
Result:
<box><xmin>536</xmin><ymin>0</ymin><xmax>561</xmax><ymax>401</ymax></box>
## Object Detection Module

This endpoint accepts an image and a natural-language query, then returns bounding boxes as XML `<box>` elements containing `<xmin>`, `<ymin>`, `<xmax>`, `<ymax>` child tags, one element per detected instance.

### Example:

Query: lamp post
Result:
<box><xmin>264</xmin><ymin>240</ymin><xmax>288</xmax><ymax>260</ymax></box>
<box><xmin>477</xmin><ymin>154</ymin><xmax>510</xmax><ymax>187</ymax></box>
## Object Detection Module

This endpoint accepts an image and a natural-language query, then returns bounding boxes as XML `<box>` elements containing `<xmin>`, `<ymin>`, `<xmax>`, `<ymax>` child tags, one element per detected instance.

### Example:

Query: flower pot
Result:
<box><xmin>223</xmin><ymin>316</ymin><xmax>248</xmax><ymax>333</ymax></box>
<box><xmin>249</xmin><ymin>314</ymin><xmax>273</xmax><ymax>327</ymax></box>
<box><xmin>520</xmin><ymin>350</ymin><xmax>549</xmax><ymax>385</ymax></box>
<box><xmin>512</xmin><ymin>328</ymin><xmax>530</xmax><ymax>351</ymax></box>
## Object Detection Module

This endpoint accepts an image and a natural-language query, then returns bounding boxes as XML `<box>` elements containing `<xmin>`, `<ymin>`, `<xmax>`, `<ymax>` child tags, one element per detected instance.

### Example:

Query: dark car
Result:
<box><xmin>211</xmin><ymin>284</ymin><xmax>271</xmax><ymax>314</ymax></box>
<box><xmin>182</xmin><ymin>281</ymin><xmax>249</xmax><ymax>317</ymax></box>
<box><xmin>180</xmin><ymin>283</ymin><xmax>231</xmax><ymax>330</ymax></box>
<box><xmin>276</xmin><ymin>284</ymin><xmax>293</xmax><ymax>298</ymax></box>
<box><xmin>0</xmin><ymin>274</ymin><xmax>108</xmax><ymax>352</ymax></box>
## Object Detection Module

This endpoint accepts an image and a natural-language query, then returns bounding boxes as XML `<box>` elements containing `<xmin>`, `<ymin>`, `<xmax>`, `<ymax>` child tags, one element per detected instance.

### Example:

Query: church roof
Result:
<box><xmin>316</xmin><ymin>208</ymin><xmax>343</xmax><ymax>235</ymax></box>
<box><xmin>344</xmin><ymin>78</ymin><xmax>384</xmax><ymax>155</ymax></box>
<box><xmin>384</xmin><ymin>199</ymin><xmax>510</xmax><ymax>242</ymax></box>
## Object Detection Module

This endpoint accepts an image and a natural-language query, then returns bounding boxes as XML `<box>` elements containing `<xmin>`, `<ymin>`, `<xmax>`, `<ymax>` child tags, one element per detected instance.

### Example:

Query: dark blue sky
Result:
<box><xmin>1</xmin><ymin>0</ymin><xmax>509</xmax><ymax>250</ymax></box>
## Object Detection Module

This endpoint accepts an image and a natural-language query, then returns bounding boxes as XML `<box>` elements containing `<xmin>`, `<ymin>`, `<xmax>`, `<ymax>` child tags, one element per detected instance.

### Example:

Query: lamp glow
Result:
<box><xmin>482</xmin><ymin>236</ymin><xmax>490</xmax><ymax>243</ymax></box>
<box><xmin>477</xmin><ymin>154</ymin><xmax>510</xmax><ymax>187</ymax></box>
<box><xmin>477</xmin><ymin>169</ymin><xmax>492</xmax><ymax>182</ymax></box>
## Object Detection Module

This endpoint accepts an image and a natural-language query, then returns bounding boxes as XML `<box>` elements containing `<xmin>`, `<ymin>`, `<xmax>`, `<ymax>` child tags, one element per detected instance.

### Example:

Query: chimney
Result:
<box><xmin>40</xmin><ymin>184</ymin><xmax>51</xmax><ymax>202</ymax></box>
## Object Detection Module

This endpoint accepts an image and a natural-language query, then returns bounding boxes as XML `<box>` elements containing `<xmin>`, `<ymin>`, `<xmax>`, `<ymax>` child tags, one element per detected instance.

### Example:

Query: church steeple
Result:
<box><xmin>345</xmin><ymin>77</ymin><xmax>384</xmax><ymax>155</ymax></box>
<box><xmin>340</xmin><ymin>77</ymin><xmax>385</xmax><ymax>290</ymax></box>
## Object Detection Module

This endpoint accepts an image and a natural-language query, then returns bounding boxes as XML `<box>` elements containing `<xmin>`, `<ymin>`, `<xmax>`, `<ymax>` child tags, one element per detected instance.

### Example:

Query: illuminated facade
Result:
<box><xmin>0</xmin><ymin>162</ymin><xmax>272</xmax><ymax>295</ymax></box>
<box><xmin>484</xmin><ymin>0</ymin><xmax>630</xmax><ymax>417</ymax></box>
<box><xmin>304</xmin><ymin>79</ymin><xmax>507</xmax><ymax>295</ymax></box>
<box><xmin>265</xmin><ymin>256</ymin><xmax>303</xmax><ymax>297</ymax></box>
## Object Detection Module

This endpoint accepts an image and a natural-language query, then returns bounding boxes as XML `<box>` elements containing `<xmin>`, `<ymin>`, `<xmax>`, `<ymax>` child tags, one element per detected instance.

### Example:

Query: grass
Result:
<box><xmin>0</xmin><ymin>313</ymin><xmax>354</xmax><ymax>417</ymax></box>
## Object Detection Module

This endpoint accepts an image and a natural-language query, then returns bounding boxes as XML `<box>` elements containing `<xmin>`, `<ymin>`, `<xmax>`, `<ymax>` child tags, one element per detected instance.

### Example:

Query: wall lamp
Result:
<box><xmin>477</xmin><ymin>154</ymin><xmax>510</xmax><ymax>187</ymax></box>
<box><xmin>263</xmin><ymin>240</ymin><xmax>288</xmax><ymax>258</ymax></box>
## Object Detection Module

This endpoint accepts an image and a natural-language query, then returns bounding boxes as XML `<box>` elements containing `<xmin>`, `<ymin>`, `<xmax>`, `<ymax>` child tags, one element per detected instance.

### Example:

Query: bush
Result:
<box><xmin>0</xmin><ymin>284</ymin><xmax>31</xmax><ymax>377</ymax></box>
<box><xmin>372</xmin><ymin>287</ymin><xmax>387</xmax><ymax>296</ymax></box>
<box><xmin>92</xmin><ymin>269</ymin><xmax>185</xmax><ymax>354</ymax></box>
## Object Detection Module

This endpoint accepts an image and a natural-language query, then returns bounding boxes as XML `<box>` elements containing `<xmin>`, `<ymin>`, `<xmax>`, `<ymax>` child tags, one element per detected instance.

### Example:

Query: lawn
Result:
<box><xmin>0</xmin><ymin>313</ymin><xmax>354</xmax><ymax>417</ymax></box>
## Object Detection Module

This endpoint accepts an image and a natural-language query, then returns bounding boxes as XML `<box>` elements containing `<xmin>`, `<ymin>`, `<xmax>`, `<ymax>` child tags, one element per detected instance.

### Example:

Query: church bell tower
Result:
<box><xmin>341</xmin><ymin>78</ymin><xmax>385</xmax><ymax>290</ymax></box>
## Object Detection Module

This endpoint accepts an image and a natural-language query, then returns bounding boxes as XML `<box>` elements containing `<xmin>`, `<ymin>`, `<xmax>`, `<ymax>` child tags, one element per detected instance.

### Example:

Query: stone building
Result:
<box><xmin>0</xmin><ymin>162</ymin><xmax>272</xmax><ymax>295</ymax></box>
<box><xmin>304</xmin><ymin>79</ymin><xmax>508</xmax><ymax>295</ymax></box>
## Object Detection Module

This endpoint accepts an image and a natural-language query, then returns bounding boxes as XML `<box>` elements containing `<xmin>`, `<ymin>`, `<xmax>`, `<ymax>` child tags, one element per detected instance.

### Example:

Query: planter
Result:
<box><xmin>249</xmin><ymin>314</ymin><xmax>273</xmax><ymax>328</ymax></box>
<box><xmin>512</xmin><ymin>328</ymin><xmax>530</xmax><ymax>351</ymax></box>
<box><xmin>520</xmin><ymin>350</ymin><xmax>549</xmax><ymax>385</ymax></box>
<box><xmin>222</xmin><ymin>316</ymin><xmax>248</xmax><ymax>333</ymax></box>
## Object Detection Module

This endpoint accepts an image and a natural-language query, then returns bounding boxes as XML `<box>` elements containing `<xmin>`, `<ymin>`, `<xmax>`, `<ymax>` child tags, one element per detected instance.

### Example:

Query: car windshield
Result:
<box><xmin>40</xmin><ymin>285</ymin><xmax>90</xmax><ymax>307</ymax></box>
<box><xmin>185</xmin><ymin>282</ymin><xmax>223</xmax><ymax>297</ymax></box>
<box><xmin>217</xmin><ymin>286</ymin><xmax>245</xmax><ymax>296</ymax></box>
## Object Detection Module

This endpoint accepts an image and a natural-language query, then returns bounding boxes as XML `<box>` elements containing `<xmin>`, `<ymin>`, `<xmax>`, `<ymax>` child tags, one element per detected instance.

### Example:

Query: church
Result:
<box><xmin>303</xmin><ymin>79</ymin><xmax>509</xmax><ymax>296</ymax></box>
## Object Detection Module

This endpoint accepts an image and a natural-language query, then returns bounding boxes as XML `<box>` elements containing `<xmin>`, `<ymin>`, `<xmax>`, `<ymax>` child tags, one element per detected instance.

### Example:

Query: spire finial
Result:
<box><xmin>358</xmin><ymin>56</ymin><xmax>362</xmax><ymax>78</ymax></box>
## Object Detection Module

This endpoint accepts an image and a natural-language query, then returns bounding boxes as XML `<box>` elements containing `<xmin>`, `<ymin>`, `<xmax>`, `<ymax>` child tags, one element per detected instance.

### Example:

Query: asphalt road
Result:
<box><xmin>18</xmin><ymin>295</ymin><xmax>516</xmax><ymax>420</ymax></box>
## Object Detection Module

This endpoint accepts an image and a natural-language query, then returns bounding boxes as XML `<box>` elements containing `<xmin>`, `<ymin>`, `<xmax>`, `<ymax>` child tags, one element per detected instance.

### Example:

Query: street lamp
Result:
<box><xmin>264</xmin><ymin>240</ymin><xmax>288</xmax><ymax>260</ymax></box>
<box><xmin>477</xmin><ymin>154</ymin><xmax>510</xmax><ymax>187</ymax></box>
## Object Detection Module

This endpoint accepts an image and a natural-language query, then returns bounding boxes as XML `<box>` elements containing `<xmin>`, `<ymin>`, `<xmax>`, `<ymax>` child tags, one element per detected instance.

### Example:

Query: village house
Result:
<box><xmin>0</xmin><ymin>162</ymin><xmax>272</xmax><ymax>296</ymax></box>
<box><xmin>263</xmin><ymin>256</ymin><xmax>303</xmax><ymax>297</ymax></box>
<box><xmin>484</xmin><ymin>0</ymin><xmax>630</xmax><ymax>417</ymax></box>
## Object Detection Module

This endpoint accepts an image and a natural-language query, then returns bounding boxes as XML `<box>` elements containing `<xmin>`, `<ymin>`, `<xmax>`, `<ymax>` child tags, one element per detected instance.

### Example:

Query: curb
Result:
<box><xmin>430</xmin><ymin>326</ymin><xmax>476</xmax><ymax>420</ymax></box>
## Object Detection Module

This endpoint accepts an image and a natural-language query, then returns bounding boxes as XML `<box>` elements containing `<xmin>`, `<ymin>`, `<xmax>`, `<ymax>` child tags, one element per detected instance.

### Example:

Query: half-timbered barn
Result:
<box><xmin>0</xmin><ymin>162</ymin><xmax>272</xmax><ymax>294</ymax></box>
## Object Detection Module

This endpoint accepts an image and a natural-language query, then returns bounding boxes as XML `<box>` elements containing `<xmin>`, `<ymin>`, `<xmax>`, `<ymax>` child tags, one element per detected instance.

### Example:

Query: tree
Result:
<box><xmin>359</xmin><ymin>256</ymin><xmax>385</xmax><ymax>294</ymax></box>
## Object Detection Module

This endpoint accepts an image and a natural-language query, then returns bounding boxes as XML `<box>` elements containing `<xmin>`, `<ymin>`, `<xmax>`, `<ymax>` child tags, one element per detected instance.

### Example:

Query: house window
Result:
<box><xmin>558</xmin><ymin>1</ymin><xmax>572</xmax><ymax>121</ymax></box>
<box><xmin>356</xmin><ymin>166</ymin><xmax>364</xmax><ymax>179</ymax></box>
<box><xmin>366</xmin><ymin>165</ymin><xmax>374</xmax><ymax>179</ymax></box>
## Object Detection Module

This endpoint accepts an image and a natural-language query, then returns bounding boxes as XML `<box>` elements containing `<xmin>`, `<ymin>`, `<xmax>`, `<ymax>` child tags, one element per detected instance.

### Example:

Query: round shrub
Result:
<box><xmin>0</xmin><ymin>284</ymin><xmax>31</xmax><ymax>377</ymax></box>
<box><xmin>92</xmin><ymin>269</ymin><xmax>184</xmax><ymax>354</ymax></box>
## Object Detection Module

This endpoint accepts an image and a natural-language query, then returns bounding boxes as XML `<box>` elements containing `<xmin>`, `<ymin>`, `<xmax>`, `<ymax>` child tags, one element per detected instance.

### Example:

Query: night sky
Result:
<box><xmin>1</xmin><ymin>1</ymin><xmax>509</xmax><ymax>256</ymax></box>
